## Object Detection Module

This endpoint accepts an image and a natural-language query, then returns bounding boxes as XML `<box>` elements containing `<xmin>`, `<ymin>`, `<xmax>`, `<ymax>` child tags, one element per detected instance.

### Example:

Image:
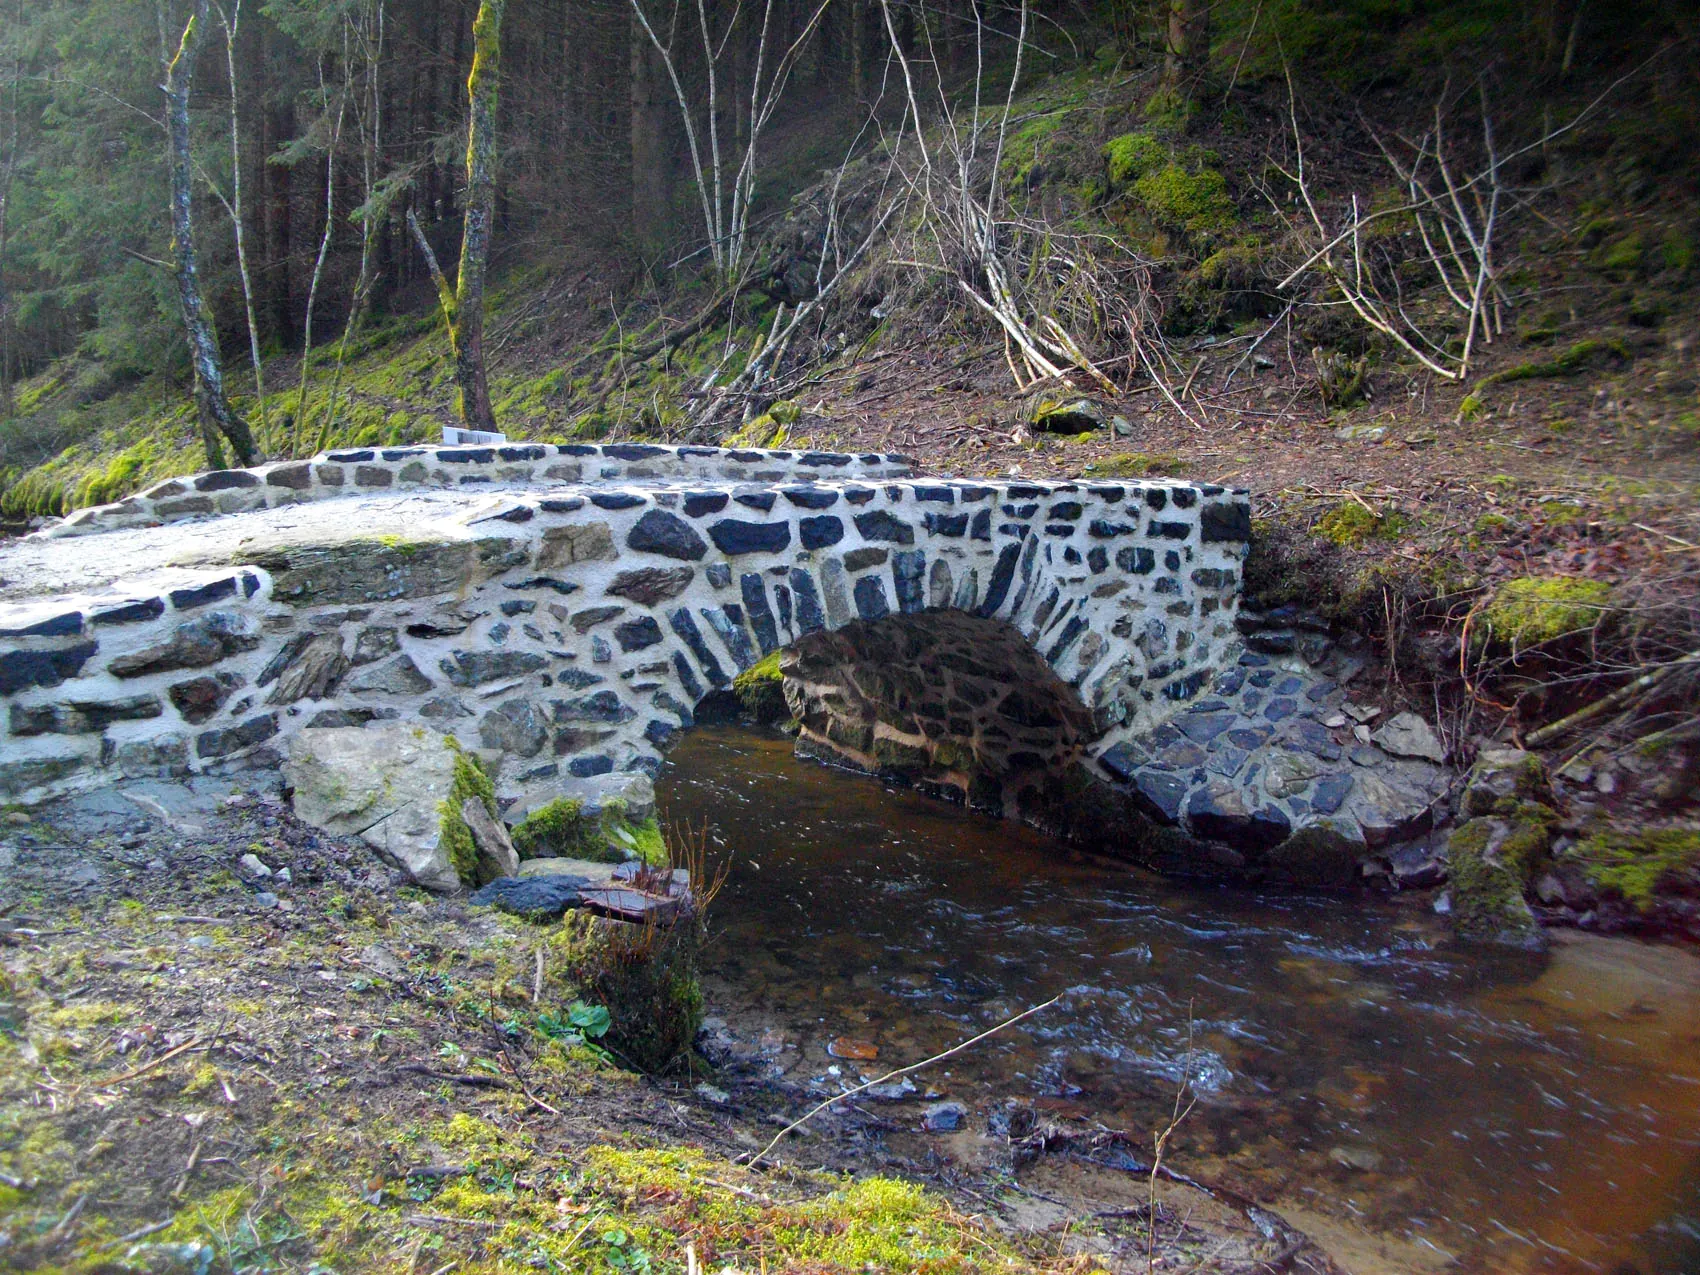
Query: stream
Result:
<box><xmin>655</xmin><ymin>724</ymin><xmax>1700</xmax><ymax>1275</ymax></box>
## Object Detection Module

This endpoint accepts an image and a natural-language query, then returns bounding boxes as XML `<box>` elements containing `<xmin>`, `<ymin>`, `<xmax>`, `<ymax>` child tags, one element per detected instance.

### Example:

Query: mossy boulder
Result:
<box><xmin>1563</xmin><ymin>828</ymin><xmax>1700</xmax><ymax>915</ymax></box>
<box><xmin>512</xmin><ymin>796</ymin><xmax>666</xmax><ymax>865</ymax></box>
<box><xmin>1478</xmin><ymin>576</ymin><xmax>1612</xmax><ymax>651</ymax></box>
<box><xmin>1461</xmin><ymin>748</ymin><xmax>1554</xmax><ymax>819</ymax></box>
<box><xmin>731</xmin><ymin>650</ymin><xmax>789</xmax><ymax>724</ymax></box>
<box><xmin>1029</xmin><ymin>396</ymin><xmax>1108</xmax><ymax>433</ymax></box>
<box><xmin>1446</xmin><ymin>807</ymin><xmax>1557</xmax><ymax>948</ymax></box>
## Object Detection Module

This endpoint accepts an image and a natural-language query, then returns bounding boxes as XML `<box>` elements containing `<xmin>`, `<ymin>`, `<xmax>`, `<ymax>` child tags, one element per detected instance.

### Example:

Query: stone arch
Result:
<box><xmin>0</xmin><ymin>444</ymin><xmax>1293</xmax><ymax>885</ymax></box>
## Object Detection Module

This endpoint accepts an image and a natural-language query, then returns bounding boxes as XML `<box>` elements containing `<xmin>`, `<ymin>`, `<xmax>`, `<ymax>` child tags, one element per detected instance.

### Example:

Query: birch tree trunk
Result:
<box><xmin>164</xmin><ymin>0</ymin><xmax>260</xmax><ymax>468</ymax></box>
<box><xmin>451</xmin><ymin>0</ymin><xmax>502</xmax><ymax>431</ymax></box>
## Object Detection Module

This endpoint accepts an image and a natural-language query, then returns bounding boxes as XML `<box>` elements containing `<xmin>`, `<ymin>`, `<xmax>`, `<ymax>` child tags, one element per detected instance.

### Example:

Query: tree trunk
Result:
<box><xmin>453</xmin><ymin>0</ymin><xmax>502</xmax><ymax>432</ymax></box>
<box><xmin>629</xmin><ymin>8</ymin><xmax>667</xmax><ymax>229</ymax></box>
<box><xmin>1164</xmin><ymin>0</ymin><xmax>1208</xmax><ymax>87</ymax></box>
<box><xmin>164</xmin><ymin>0</ymin><xmax>260</xmax><ymax>468</ymax></box>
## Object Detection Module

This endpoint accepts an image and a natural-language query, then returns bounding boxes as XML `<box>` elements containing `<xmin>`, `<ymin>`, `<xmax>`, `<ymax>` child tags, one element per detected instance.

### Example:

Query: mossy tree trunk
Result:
<box><xmin>164</xmin><ymin>0</ymin><xmax>261</xmax><ymax>469</ymax></box>
<box><xmin>1163</xmin><ymin>0</ymin><xmax>1208</xmax><ymax>88</ymax></box>
<box><xmin>408</xmin><ymin>0</ymin><xmax>502</xmax><ymax>433</ymax></box>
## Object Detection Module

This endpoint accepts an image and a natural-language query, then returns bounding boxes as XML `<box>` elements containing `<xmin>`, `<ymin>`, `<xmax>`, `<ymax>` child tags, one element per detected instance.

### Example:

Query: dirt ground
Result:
<box><xmin>0</xmin><ymin>773</ymin><xmax>1341</xmax><ymax>1274</ymax></box>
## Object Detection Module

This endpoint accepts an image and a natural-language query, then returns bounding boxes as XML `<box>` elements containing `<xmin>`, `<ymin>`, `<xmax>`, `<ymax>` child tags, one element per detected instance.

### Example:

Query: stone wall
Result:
<box><xmin>0</xmin><ymin>447</ymin><xmax>1253</xmax><ymax>853</ymax></box>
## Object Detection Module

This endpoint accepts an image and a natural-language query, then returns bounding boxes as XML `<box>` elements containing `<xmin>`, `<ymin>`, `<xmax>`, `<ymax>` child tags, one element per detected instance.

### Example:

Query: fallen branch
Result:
<box><xmin>95</xmin><ymin>1037</ymin><xmax>206</xmax><ymax>1089</ymax></box>
<box><xmin>1524</xmin><ymin>651</ymin><xmax>1699</xmax><ymax>748</ymax></box>
<box><xmin>746</xmin><ymin>994</ymin><xmax>1059</xmax><ymax>1168</ymax></box>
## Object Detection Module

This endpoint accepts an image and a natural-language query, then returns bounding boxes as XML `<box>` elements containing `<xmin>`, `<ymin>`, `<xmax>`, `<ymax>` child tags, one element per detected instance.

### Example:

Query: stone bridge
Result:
<box><xmin>0</xmin><ymin>443</ymin><xmax>1448</xmax><ymax>885</ymax></box>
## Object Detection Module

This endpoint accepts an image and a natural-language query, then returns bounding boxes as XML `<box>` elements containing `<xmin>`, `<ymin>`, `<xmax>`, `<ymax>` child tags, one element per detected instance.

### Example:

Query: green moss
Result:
<box><xmin>1316</xmin><ymin>500</ymin><xmax>1404</xmax><ymax>547</ymax></box>
<box><xmin>1477</xmin><ymin>338</ymin><xmax>1631</xmax><ymax>387</ymax></box>
<box><xmin>731</xmin><ymin>649</ymin><xmax>789</xmax><ymax>723</ymax></box>
<box><xmin>1474</xmin><ymin>512</ymin><xmax>1514</xmax><ymax>534</ymax></box>
<box><xmin>1479</xmin><ymin>576</ymin><xmax>1612</xmax><ymax>650</ymax></box>
<box><xmin>1084</xmin><ymin>451</ymin><xmax>1184</xmax><ymax>478</ymax></box>
<box><xmin>1103</xmin><ymin>131</ymin><xmax>1165</xmax><ymax>186</ymax></box>
<box><xmin>1447</xmin><ymin>815</ymin><xmax>1549</xmax><ymax>945</ymax></box>
<box><xmin>1593</xmin><ymin>232</ymin><xmax>1646</xmax><ymax>279</ymax></box>
<box><xmin>1566</xmin><ymin>830</ymin><xmax>1700</xmax><ymax>912</ymax></box>
<box><xmin>437</xmin><ymin>737</ymin><xmax>498</xmax><ymax>887</ymax></box>
<box><xmin>1134</xmin><ymin>163</ymin><xmax>1234</xmax><ymax>236</ymax></box>
<box><xmin>510</xmin><ymin>797</ymin><xmax>592</xmax><ymax>859</ymax></box>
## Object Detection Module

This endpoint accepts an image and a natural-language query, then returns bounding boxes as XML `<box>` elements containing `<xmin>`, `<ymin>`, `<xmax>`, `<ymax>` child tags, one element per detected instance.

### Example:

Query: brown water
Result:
<box><xmin>656</xmin><ymin>725</ymin><xmax>1700</xmax><ymax>1275</ymax></box>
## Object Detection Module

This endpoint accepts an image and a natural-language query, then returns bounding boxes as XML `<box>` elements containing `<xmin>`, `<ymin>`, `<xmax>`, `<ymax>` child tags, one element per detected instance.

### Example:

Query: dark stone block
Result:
<box><xmin>169</xmin><ymin>673</ymin><xmax>240</xmax><ymax>724</ymax></box>
<box><xmin>556</xmin><ymin>668</ymin><xmax>605</xmax><ymax>690</ymax></box>
<box><xmin>800</xmin><ymin>515</ymin><xmax>844</xmax><ymax>550</ymax></box>
<box><xmin>788</xmin><ymin>568</ymin><xmax>825</xmax><ymax>634</ymax></box>
<box><xmin>266</xmin><ymin>463</ymin><xmax>313</xmax><ymax>490</ymax></box>
<box><xmin>603</xmin><ymin>444</ymin><xmax>667</xmax><ymax>460</ymax></box>
<box><xmin>10</xmin><ymin>694</ymin><xmax>162</xmax><ymax>736</ymax></box>
<box><xmin>1149</xmin><ymin>521</ymin><xmax>1192</xmax><ymax>540</ymax></box>
<box><xmin>170</xmin><ymin>577</ymin><xmax>238</xmax><ymax>610</ymax></box>
<box><xmin>560</xmin><ymin>444</ymin><xmax>599</xmax><ymax>456</ymax></box>
<box><xmin>381</xmin><ymin>448</ymin><xmax>427</xmax><ymax>460</ymax></box>
<box><xmin>843</xmin><ymin>486</ymin><xmax>875</xmax><ymax>505</ymax></box>
<box><xmin>1003</xmin><ymin>502</ymin><xmax>1039</xmax><ymax>518</ymax></box>
<box><xmin>701</xmin><ymin>606</ymin><xmax>756</xmax><ymax>669</ymax></box>
<box><xmin>783</xmin><ymin>486</ymin><xmax>839</xmax><ymax>509</ymax></box>
<box><xmin>0</xmin><ymin>611</ymin><xmax>83</xmax><ymax>638</ymax></box>
<box><xmin>728</xmin><ymin>450</ymin><xmax>764</xmax><ymax>462</ymax></box>
<box><xmin>892</xmin><ymin>550</ymin><xmax>926</xmax><ymax>614</ymax></box>
<box><xmin>1201</xmin><ymin>499</ymin><xmax>1252</xmax><ymax>543</ymax></box>
<box><xmin>1044</xmin><ymin>615</ymin><xmax>1089</xmax><ymax>663</ymax></box>
<box><xmin>1048</xmin><ymin>501</ymin><xmax>1083</xmax><ymax>520</ymax></box>
<box><xmin>853</xmin><ymin>510</ymin><xmax>914</xmax><ymax>545</ymax></box>
<box><xmin>1044</xmin><ymin>524</ymin><xmax>1076</xmax><ymax>538</ymax></box>
<box><xmin>1116</xmin><ymin>546</ymin><xmax>1156</xmax><ymax>574</ymax></box>
<box><xmin>1162</xmin><ymin>669</ymin><xmax>1209</xmax><ymax>702</ymax></box>
<box><xmin>1143</xmin><ymin>489</ymin><xmax>1168</xmax><ymax>511</ymax></box>
<box><xmin>551</xmin><ymin>690</ymin><xmax>636</xmax><ymax>724</ymax></box>
<box><xmin>1089</xmin><ymin>519</ymin><xmax>1136</xmax><ymax>538</ymax></box>
<box><xmin>91</xmin><ymin>598</ymin><xmax>166</xmax><ymax>626</ymax></box>
<box><xmin>498</xmin><ymin>445</ymin><xmax>548</xmax><ymax>461</ymax></box>
<box><xmin>854</xmin><ymin>574</ymin><xmax>890</xmax><ymax>620</ymax></box>
<box><xmin>734</xmin><ymin>491</ymin><xmax>777</xmax><ymax>512</ymax></box>
<box><xmin>1172</xmin><ymin>488</ymin><xmax>1198</xmax><ymax>509</ymax></box>
<box><xmin>800</xmin><ymin>452</ymin><xmax>851</xmax><ymax>466</ymax></box>
<box><xmin>708</xmin><ymin>519</ymin><xmax>791</xmax><ymax>555</ymax></box>
<box><xmin>155</xmin><ymin>496</ymin><xmax>216</xmax><ymax>516</ymax></box>
<box><xmin>505</xmin><ymin>577</ymin><xmax>579</xmax><ymax>596</ymax></box>
<box><xmin>667</xmin><ymin>608</ymin><xmax>728</xmax><ymax>687</ymax></box>
<box><xmin>470</xmin><ymin>875</ymin><xmax>587</xmax><ymax>919</ymax></box>
<box><xmin>1265</xmin><ymin>697</ymin><xmax>1297</xmax><ymax>722</ymax></box>
<box><xmin>538</xmin><ymin>497</ymin><xmax>585</xmax><ymax>513</ymax></box>
<box><xmin>1130</xmin><ymin>770</ymin><xmax>1189</xmax><ymax>824</ymax></box>
<box><xmin>672</xmin><ymin>652</ymin><xmax>704</xmax><ymax>701</ymax></box>
<box><xmin>914</xmin><ymin>486</ymin><xmax>955</xmax><ymax>503</ymax></box>
<box><xmin>741</xmin><ymin>575</ymin><xmax>781</xmax><ymax>654</ymax></box>
<box><xmin>440</xmin><ymin>650</ymin><xmax>548</xmax><ymax>687</ymax></box>
<box><xmin>569</xmin><ymin>754</ymin><xmax>615</xmax><ymax>777</ymax></box>
<box><xmin>500</xmin><ymin>600</ymin><xmax>537</xmax><ymax>616</ymax></box>
<box><xmin>923</xmin><ymin>511</ymin><xmax>968</xmax><ymax>537</ymax></box>
<box><xmin>196</xmin><ymin>712</ymin><xmax>278</xmax><ymax>759</ymax></box>
<box><xmin>843</xmin><ymin>547</ymin><xmax>887</xmax><ymax>572</ymax></box>
<box><xmin>970</xmin><ymin>509</ymin><xmax>992</xmax><ymax>541</ymax></box>
<box><xmin>606</xmin><ymin>567</ymin><xmax>695</xmax><ymax>605</ymax></box>
<box><xmin>628</xmin><ymin>509</ymin><xmax>709</xmax><ymax>560</ymax></box>
<box><xmin>1186</xmin><ymin>786</ymin><xmax>1291</xmax><ymax>852</ymax></box>
<box><xmin>590</xmin><ymin>491</ymin><xmax>645</xmax><ymax>510</ymax></box>
<box><xmin>615</xmin><ymin>616</ymin><xmax>664</xmax><ymax>652</ymax></box>
<box><xmin>1177</xmin><ymin>712</ymin><xmax>1237</xmax><ymax>744</ymax></box>
<box><xmin>0</xmin><ymin>642</ymin><xmax>99</xmax><ymax>695</ymax></box>
<box><xmin>438</xmin><ymin>448</ymin><xmax>494</xmax><ymax>463</ymax></box>
<box><xmin>1311</xmin><ymin>773</ymin><xmax>1354</xmax><ymax>814</ymax></box>
<box><xmin>683</xmin><ymin>491</ymin><xmax>730</xmax><ymax>517</ymax></box>
<box><xmin>644</xmin><ymin>719</ymin><xmax>676</xmax><ymax>748</ymax></box>
<box><xmin>979</xmin><ymin>542</ymin><xmax>1022</xmax><ymax>617</ymax></box>
<box><xmin>196</xmin><ymin>469</ymin><xmax>261</xmax><ymax>492</ymax></box>
<box><xmin>326</xmin><ymin>450</ymin><xmax>375</xmax><ymax>463</ymax></box>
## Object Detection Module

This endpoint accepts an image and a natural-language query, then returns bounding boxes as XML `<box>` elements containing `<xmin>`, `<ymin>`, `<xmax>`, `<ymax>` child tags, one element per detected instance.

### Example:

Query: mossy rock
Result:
<box><xmin>1103</xmin><ymin>131</ymin><xmax>1165</xmax><ymax>186</ymax></box>
<box><xmin>731</xmin><ymin>650</ymin><xmax>789</xmax><ymax>724</ymax></box>
<box><xmin>437</xmin><ymin>738</ymin><xmax>499</xmax><ymax>887</ymax></box>
<box><xmin>1461</xmin><ymin>749</ymin><xmax>1553</xmax><ymax>819</ymax></box>
<box><xmin>1084</xmin><ymin>452</ymin><xmax>1184</xmax><ymax>478</ymax></box>
<box><xmin>1447</xmin><ymin>813</ymin><xmax>1554</xmax><ymax>947</ymax></box>
<box><xmin>1477</xmin><ymin>576</ymin><xmax>1612</xmax><ymax>651</ymax></box>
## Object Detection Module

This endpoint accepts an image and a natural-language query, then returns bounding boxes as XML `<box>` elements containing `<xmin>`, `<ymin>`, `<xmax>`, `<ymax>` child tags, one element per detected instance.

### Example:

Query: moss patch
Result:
<box><xmin>437</xmin><ymin>736</ymin><xmax>498</xmax><ymax>887</ymax></box>
<box><xmin>1565</xmin><ymin>829</ymin><xmax>1700</xmax><ymax>912</ymax></box>
<box><xmin>1447</xmin><ymin>812</ymin><xmax>1553</xmax><ymax>946</ymax></box>
<box><xmin>1084</xmin><ymin>451</ymin><xmax>1184</xmax><ymax>478</ymax></box>
<box><xmin>731</xmin><ymin>649</ymin><xmax>789</xmax><ymax>723</ymax></box>
<box><xmin>1316</xmin><ymin>500</ymin><xmax>1405</xmax><ymax>547</ymax></box>
<box><xmin>1479</xmin><ymin>576</ymin><xmax>1612</xmax><ymax>650</ymax></box>
<box><xmin>1477</xmin><ymin>338</ymin><xmax>1631</xmax><ymax>388</ymax></box>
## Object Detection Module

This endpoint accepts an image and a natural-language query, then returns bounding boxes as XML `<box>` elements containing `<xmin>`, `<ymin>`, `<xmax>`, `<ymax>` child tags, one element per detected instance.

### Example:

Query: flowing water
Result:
<box><xmin>655</xmin><ymin>725</ymin><xmax>1700</xmax><ymax>1275</ymax></box>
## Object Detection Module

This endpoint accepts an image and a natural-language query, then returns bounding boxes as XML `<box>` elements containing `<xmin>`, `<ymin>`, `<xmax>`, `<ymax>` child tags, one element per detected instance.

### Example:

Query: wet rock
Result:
<box><xmin>1371</xmin><ymin>712</ymin><xmax>1446</xmax><ymax>763</ymax></box>
<box><xmin>828</xmin><ymin>1037</ymin><xmax>879</xmax><ymax>1061</ymax></box>
<box><xmin>922</xmin><ymin>1100</ymin><xmax>967</xmax><ymax>1132</ymax></box>
<box><xmin>1388</xmin><ymin>837</ymin><xmax>1447</xmax><ymax>889</ymax></box>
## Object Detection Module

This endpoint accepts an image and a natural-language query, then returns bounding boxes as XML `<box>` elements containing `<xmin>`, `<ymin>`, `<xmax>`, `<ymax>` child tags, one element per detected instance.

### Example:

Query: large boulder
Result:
<box><xmin>283</xmin><ymin>723</ymin><xmax>467</xmax><ymax>892</ymax></box>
